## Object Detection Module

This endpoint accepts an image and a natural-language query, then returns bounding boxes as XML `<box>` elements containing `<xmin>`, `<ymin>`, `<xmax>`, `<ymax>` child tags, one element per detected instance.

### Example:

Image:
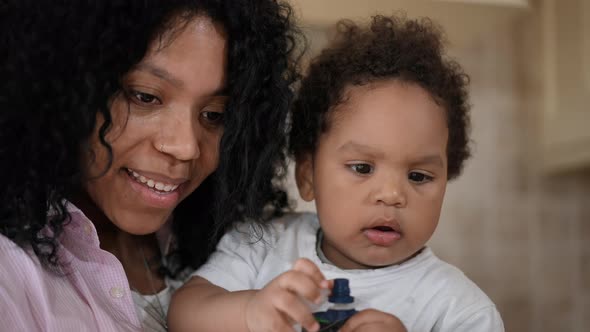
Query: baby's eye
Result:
<box><xmin>349</xmin><ymin>163</ymin><xmax>374</xmax><ymax>175</ymax></box>
<box><xmin>408</xmin><ymin>172</ymin><xmax>433</xmax><ymax>183</ymax></box>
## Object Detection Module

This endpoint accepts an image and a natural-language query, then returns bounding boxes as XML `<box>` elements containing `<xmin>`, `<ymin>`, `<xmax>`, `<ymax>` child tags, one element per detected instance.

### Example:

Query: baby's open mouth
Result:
<box><xmin>363</xmin><ymin>225</ymin><xmax>401</xmax><ymax>246</ymax></box>
<box><xmin>372</xmin><ymin>226</ymin><xmax>394</xmax><ymax>232</ymax></box>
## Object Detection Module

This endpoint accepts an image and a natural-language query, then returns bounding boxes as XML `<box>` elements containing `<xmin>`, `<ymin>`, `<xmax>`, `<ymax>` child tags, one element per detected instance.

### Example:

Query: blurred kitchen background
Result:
<box><xmin>283</xmin><ymin>0</ymin><xmax>590</xmax><ymax>331</ymax></box>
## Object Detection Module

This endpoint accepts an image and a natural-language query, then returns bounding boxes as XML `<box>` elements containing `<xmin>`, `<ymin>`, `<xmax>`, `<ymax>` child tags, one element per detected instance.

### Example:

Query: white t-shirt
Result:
<box><xmin>131</xmin><ymin>277</ymin><xmax>186</xmax><ymax>332</ymax></box>
<box><xmin>131</xmin><ymin>220</ymin><xmax>189</xmax><ymax>332</ymax></box>
<box><xmin>195</xmin><ymin>212</ymin><xmax>504</xmax><ymax>332</ymax></box>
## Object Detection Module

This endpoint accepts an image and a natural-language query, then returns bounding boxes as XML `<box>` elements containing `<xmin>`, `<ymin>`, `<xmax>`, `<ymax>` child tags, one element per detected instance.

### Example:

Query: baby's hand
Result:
<box><xmin>244</xmin><ymin>258</ymin><xmax>329</xmax><ymax>332</ymax></box>
<box><xmin>339</xmin><ymin>309</ymin><xmax>407</xmax><ymax>332</ymax></box>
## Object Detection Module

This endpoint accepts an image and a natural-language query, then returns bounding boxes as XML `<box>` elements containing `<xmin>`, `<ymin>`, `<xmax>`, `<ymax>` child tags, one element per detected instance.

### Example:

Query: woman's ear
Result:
<box><xmin>295</xmin><ymin>153</ymin><xmax>315</xmax><ymax>202</ymax></box>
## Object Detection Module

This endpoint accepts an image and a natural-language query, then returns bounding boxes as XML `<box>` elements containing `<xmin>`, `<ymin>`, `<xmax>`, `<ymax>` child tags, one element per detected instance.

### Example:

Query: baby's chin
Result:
<box><xmin>352</xmin><ymin>250</ymin><xmax>422</xmax><ymax>269</ymax></box>
<box><xmin>357</xmin><ymin>259</ymin><xmax>403</xmax><ymax>270</ymax></box>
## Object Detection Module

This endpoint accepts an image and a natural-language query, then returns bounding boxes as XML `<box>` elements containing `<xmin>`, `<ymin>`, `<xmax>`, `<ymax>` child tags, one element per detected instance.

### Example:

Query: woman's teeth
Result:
<box><xmin>127</xmin><ymin>169</ymin><xmax>179</xmax><ymax>192</ymax></box>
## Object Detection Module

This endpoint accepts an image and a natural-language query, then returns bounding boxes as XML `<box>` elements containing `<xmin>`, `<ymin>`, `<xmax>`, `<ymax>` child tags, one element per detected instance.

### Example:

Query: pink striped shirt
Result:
<box><xmin>0</xmin><ymin>204</ymin><xmax>142</xmax><ymax>331</ymax></box>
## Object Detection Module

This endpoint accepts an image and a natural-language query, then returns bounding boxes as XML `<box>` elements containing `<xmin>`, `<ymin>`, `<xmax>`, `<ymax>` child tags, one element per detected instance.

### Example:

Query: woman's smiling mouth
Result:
<box><xmin>126</xmin><ymin>168</ymin><xmax>180</xmax><ymax>193</ymax></box>
<box><xmin>124</xmin><ymin>168</ymin><xmax>186</xmax><ymax>208</ymax></box>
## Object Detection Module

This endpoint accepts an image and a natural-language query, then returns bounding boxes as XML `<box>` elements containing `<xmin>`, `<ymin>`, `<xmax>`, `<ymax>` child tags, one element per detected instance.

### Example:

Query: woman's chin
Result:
<box><xmin>112</xmin><ymin>211</ymin><xmax>172</xmax><ymax>235</ymax></box>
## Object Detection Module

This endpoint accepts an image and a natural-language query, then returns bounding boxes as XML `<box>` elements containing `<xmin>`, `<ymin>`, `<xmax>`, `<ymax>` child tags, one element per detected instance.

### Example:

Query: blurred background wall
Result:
<box><xmin>284</xmin><ymin>1</ymin><xmax>590</xmax><ymax>331</ymax></box>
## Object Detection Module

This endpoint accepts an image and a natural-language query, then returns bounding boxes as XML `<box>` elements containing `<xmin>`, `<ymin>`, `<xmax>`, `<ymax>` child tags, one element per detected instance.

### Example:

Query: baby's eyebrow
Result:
<box><xmin>337</xmin><ymin>141</ymin><xmax>383</xmax><ymax>156</ymax></box>
<box><xmin>413</xmin><ymin>155</ymin><xmax>444</xmax><ymax>168</ymax></box>
<box><xmin>337</xmin><ymin>141</ymin><xmax>445</xmax><ymax>167</ymax></box>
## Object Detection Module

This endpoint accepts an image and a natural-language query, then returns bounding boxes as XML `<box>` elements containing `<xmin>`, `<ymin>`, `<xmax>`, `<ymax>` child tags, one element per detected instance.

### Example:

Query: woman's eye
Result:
<box><xmin>201</xmin><ymin>111</ymin><xmax>224</xmax><ymax>125</ymax></box>
<box><xmin>349</xmin><ymin>163</ymin><xmax>373</xmax><ymax>175</ymax></box>
<box><xmin>408</xmin><ymin>172</ymin><xmax>433</xmax><ymax>183</ymax></box>
<box><xmin>200</xmin><ymin>97</ymin><xmax>227</xmax><ymax>126</ymax></box>
<box><xmin>130</xmin><ymin>90</ymin><xmax>161</xmax><ymax>105</ymax></box>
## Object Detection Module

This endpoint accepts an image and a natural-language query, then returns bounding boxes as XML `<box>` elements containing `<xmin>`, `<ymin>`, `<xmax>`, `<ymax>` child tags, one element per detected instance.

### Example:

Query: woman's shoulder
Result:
<box><xmin>0</xmin><ymin>233</ymin><xmax>40</xmax><ymax>287</ymax></box>
<box><xmin>1</xmin><ymin>232</ymin><xmax>30</xmax><ymax>257</ymax></box>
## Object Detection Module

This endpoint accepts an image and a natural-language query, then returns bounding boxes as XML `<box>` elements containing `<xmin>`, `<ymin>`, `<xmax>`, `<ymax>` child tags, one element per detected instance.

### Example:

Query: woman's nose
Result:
<box><xmin>155</xmin><ymin>109</ymin><xmax>200</xmax><ymax>161</ymax></box>
<box><xmin>372</xmin><ymin>176</ymin><xmax>407</xmax><ymax>208</ymax></box>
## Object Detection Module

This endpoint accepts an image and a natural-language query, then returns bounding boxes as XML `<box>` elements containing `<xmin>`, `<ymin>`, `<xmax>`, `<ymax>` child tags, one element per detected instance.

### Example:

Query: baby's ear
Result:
<box><xmin>295</xmin><ymin>153</ymin><xmax>315</xmax><ymax>202</ymax></box>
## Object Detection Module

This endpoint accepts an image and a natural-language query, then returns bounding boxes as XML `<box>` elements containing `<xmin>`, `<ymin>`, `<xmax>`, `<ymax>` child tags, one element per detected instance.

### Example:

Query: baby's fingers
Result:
<box><xmin>292</xmin><ymin>258</ymin><xmax>330</xmax><ymax>289</ymax></box>
<box><xmin>276</xmin><ymin>270</ymin><xmax>325</xmax><ymax>304</ymax></box>
<box><xmin>271</xmin><ymin>291</ymin><xmax>319</xmax><ymax>332</ymax></box>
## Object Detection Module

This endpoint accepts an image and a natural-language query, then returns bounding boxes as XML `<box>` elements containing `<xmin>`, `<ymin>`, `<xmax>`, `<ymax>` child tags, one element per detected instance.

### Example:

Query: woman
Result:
<box><xmin>0</xmin><ymin>0</ymin><xmax>299</xmax><ymax>331</ymax></box>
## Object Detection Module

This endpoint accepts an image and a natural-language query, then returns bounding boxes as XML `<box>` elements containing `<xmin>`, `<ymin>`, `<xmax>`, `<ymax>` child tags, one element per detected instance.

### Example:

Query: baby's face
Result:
<box><xmin>297</xmin><ymin>80</ymin><xmax>449</xmax><ymax>269</ymax></box>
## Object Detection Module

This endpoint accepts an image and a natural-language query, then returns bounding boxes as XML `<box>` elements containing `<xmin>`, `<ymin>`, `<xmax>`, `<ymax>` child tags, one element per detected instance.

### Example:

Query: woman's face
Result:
<box><xmin>82</xmin><ymin>16</ymin><xmax>228</xmax><ymax>234</ymax></box>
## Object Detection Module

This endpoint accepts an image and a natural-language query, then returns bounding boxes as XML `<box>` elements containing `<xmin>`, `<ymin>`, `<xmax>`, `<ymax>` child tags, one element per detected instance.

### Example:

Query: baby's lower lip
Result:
<box><xmin>363</xmin><ymin>228</ymin><xmax>401</xmax><ymax>246</ymax></box>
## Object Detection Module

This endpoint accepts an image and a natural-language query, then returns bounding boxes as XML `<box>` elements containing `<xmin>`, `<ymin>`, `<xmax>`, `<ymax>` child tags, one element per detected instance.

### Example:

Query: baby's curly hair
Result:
<box><xmin>290</xmin><ymin>15</ymin><xmax>471</xmax><ymax>180</ymax></box>
<box><xmin>0</xmin><ymin>0</ymin><xmax>300</xmax><ymax>274</ymax></box>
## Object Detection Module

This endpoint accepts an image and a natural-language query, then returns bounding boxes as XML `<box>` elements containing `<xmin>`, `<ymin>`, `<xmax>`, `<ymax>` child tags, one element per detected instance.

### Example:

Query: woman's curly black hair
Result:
<box><xmin>0</xmin><ymin>0</ymin><xmax>300</xmax><ymax>275</ymax></box>
<box><xmin>290</xmin><ymin>15</ymin><xmax>471</xmax><ymax>180</ymax></box>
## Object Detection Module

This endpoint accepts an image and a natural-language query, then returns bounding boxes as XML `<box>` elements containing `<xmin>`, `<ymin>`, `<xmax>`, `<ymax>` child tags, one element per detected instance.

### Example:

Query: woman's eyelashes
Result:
<box><xmin>200</xmin><ymin>109</ymin><xmax>224</xmax><ymax>126</ymax></box>
<box><xmin>127</xmin><ymin>89</ymin><xmax>162</xmax><ymax>107</ymax></box>
<box><xmin>200</xmin><ymin>100</ymin><xmax>226</xmax><ymax>127</ymax></box>
<box><xmin>124</xmin><ymin>87</ymin><xmax>226</xmax><ymax>126</ymax></box>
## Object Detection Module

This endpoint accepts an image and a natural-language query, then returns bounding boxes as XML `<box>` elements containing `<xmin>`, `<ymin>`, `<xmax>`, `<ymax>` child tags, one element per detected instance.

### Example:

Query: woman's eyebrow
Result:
<box><xmin>212</xmin><ymin>86</ymin><xmax>229</xmax><ymax>97</ymax></box>
<box><xmin>135</xmin><ymin>63</ymin><xmax>184</xmax><ymax>88</ymax></box>
<box><xmin>135</xmin><ymin>63</ymin><xmax>229</xmax><ymax>97</ymax></box>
